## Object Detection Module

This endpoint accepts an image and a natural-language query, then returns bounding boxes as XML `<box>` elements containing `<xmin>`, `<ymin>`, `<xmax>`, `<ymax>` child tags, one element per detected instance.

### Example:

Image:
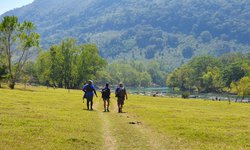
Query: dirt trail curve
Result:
<box><xmin>95</xmin><ymin>98</ymin><xmax>168</xmax><ymax>150</ymax></box>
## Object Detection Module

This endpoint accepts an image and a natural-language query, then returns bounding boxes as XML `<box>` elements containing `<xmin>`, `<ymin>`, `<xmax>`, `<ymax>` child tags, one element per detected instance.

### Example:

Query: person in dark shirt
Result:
<box><xmin>82</xmin><ymin>80</ymin><xmax>98</xmax><ymax>110</ymax></box>
<box><xmin>115</xmin><ymin>82</ymin><xmax>128</xmax><ymax>113</ymax></box>
<box><xmin>101</xmin><ymin>83</ymin><xmax>111</xmax><ymax>112</ymax></box>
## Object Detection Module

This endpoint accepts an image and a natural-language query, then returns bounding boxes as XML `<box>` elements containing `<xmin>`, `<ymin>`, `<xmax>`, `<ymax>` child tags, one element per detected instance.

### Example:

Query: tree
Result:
<box><xmin>230</xmin><ymin>77</ymin><xmax>250</xmax><ymax>100</ymax></box>
<box><xmin>167</xmin><ymin>56</ymin><xmax>226</xmax><ymax>92</ymax></box>
<box><xmin>60</xmin><ymin>38</ymin><xmax>76</xmax><ymax>89</ymax></box>
<box><xmin>35</xmin><ymin>39</ymin><xmax>107</xmax><ymax>89</ymax></box>
<box><xmin>166</xmin><ymin>65</ymin><xmax>194</xmax><ymax>91</ymax></box>
<box><xmin>139</xmin><ymin>72</ymin><xmax>152</xmax><ymax>87</ymax></box>
<box><xmin>21</xmin><ymin>61</ymin><xmax>38</xmax><ymax>87</ymax></box>
<box><xmin>167</xmin><ymin>68</ymin><xmax>180</xmax><ymax>90</ymax></box>
<box><xmin>35</xmin><ymin>51</ymin><xmax>51</xmax><ymax>85</ymax></box>
<box><xmin>107</xmin><ymin>61</ymin><xmax>151</xmax><ymax>87</ymax></box>
<box><xmin>188</xmin><ymin>56</ymin><xmax>220</xmax><ymax>92</ymax></box>
<box><xmin>222</xmin><ymin>62</ymin><xmax>246</xmax><ymax>87</ymax></box>
<box><xmin>0</xmin><ymin>48</ymin><xmax>7</xmax><ymax>87</ymax></box>
<box><xmin>202</xmin><ymin>67</ymin><xmax>224</xmax><ymax>92</ymax></box>
<box><xmin>147</xmin><ymin>61</ymin><xmax>166</xmax><ymax>86</ymax></box>
<box><xmin>95</xmin><ymin>70</ymin><xmax>112</xmax><ymax>85</ymax></box>
<box><xmin>199</xmin><ymin>31</ymin><xmax>212</xmax><ymax>43</ymax></box>
<box><xmin>0</xmin><ymin>16</ymin><xmax>40</xmax><ymax>89</ymax></box>
<box><xmin>0</xmin><ymin>64</ymin><xmax>7</xmax><ymax>88</ymax></box>
<box><xmin>48</xmin><ymin>45</ymin><xmax>63</xmax><ymax>88</ymax></box>
<box><xmin>76</xmin><ymin>44</ymin><xmax>107</xmax><ymax>87</ymax></box>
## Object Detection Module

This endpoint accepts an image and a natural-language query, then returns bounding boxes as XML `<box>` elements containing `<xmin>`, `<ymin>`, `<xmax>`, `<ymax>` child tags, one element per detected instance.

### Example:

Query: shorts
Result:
<box><xmin>86</xmin><ymin>97</ymin><xmax>93</xmax><ymax>103</ymax></box>
<box><xmin>117</xmin><ymin>97</ymin><xmax>125</xmax><ymax>105</ymax></box>
<box><xmin>103</xmin><ymin>97</ymin><xmax>110</xmax><ymax>101</ymax></box>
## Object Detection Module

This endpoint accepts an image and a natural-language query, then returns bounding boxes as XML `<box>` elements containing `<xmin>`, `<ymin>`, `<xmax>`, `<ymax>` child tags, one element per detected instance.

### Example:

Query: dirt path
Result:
<box><xmin>96</xmin><ymin>100</ymin><xmax>117</xmax><ymax>150</ymax></box>
<box><xmin>95</xmin><ymin>98</ymin><xmax>168</xmax><ymax>150</ymax></box>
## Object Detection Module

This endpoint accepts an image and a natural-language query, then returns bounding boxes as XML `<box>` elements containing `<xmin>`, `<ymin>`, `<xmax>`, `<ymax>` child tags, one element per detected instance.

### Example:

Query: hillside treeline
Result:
<box><xmin>0</xmin><ymin>15</ymin><xmax>167</xmax><ymax>89</ymax></box>
<box><xmin>167</xmin><ymin>53</ymin><xmax>250</xmax><ymax>97</ymax></box>
<box><xmin>0</xmin><ymin>16</ymin><xmax>249</xmax><ymax>97</ymax></box>
<box><xmin>22</xmin><ymin>47</ymin><xmax>167</xmax><ymax>88</ymax></box>
<box><xmin>11</xmin><ymin>37</ymin><xmax>166</xmax><ymax>88</ymax></box>
<box><xmin>2</xmin><ymin>0</ymin><xmax>250</xmax><ymax>70</ymax></box>
<box><xmin>96</xmin><ymin>60</ymin><xmax>167</xmax><ymax>87</ymax></box>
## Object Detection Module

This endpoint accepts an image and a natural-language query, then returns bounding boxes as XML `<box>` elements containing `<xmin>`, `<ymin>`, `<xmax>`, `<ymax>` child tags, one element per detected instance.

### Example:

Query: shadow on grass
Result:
<box><xmin>15</xmin><ymin>88</ymin><xmax>36</xmax><ymax>92</ymax></box>
<box><xmin>0</xmin><ymin>85</ymin><xmax>37</xmax><ymax>92</ymax></box>
<box><xmin>82</xmin><ymin>108</ymin><xmax>97</xmax><ymax>112</ymax></box>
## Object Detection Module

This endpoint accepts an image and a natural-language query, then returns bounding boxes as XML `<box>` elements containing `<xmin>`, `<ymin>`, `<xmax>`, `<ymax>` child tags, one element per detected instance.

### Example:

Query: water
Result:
<box><xmin>127</xmin><ymin>87</ymin><xmax>250</xmax><ymax>102</ymax></box>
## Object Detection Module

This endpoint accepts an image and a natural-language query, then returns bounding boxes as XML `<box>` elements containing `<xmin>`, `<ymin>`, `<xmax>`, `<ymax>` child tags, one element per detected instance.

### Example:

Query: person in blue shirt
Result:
<box><xmin>82</xmin><ymin>80</ymin><xmax>98</xmax><ymax>110</ymax></box>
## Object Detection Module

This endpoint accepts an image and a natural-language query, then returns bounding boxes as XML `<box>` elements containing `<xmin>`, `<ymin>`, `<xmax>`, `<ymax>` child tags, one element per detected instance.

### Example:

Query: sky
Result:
<box><xmin>0</xmin><ymin>0</ymin><xmax>34</xmax><ymax>15</ymax></box>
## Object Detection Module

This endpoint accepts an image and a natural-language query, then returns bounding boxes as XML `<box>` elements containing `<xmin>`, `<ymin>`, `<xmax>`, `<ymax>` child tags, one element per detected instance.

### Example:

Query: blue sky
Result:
<box><xmin>0</xmin><ymin>0</ymin><xmax>34</xmax><ymax>15</ymax></box>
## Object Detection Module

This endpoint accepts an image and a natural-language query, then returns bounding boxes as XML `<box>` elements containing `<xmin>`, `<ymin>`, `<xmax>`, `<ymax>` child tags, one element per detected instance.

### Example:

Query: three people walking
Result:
<box><xmin>83</xmin><ymin>81</ymin><xmax>128</xmax><ymax>113</ymax></box>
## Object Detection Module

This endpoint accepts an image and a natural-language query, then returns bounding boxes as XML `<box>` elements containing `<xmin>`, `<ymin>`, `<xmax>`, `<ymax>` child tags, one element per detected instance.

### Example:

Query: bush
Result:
<box><xmin>182</xmin><ymin>92</ymin><xmax>190</xmax><ymax>99</ymax></box>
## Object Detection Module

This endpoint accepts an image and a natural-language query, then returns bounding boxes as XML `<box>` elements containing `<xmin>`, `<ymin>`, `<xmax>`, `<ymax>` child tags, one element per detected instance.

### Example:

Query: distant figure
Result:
<box><xmin>82</xmin><ymin>80</ymin><xmax>98</xmax><ymax>110</ymax></box>
<box><xmin>115</xmin><ymin>82</ymin><xmax>128</xmax><ymax>113</ymax></box>
<box><xmin>101</xmin><ymin>83</ymin><xmax>111</xmax><ymax>112</ymax></box>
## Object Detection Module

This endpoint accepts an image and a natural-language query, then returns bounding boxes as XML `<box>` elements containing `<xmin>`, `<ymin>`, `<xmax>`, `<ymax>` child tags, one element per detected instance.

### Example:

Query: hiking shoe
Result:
<box><xmin>107</xmin><ymin>109</ymin><xmax>109</xmax><ymax>112</ymax></box>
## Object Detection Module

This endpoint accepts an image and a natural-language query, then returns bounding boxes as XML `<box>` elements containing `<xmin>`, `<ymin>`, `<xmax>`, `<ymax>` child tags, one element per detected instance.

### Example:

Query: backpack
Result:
<box><xmin>101</xmin><ymin>88</ymin><xmax>110</xmax><ymax>98</ymax></box>
<box><xmin>116</xmin><ymin>87</ymin><xmax>126</xmax><ymax>98</ymax></box>
<box><xmin>85</xmin><ymin>84</ymin><xmax>93</xmax><ymax>92</ymax></box>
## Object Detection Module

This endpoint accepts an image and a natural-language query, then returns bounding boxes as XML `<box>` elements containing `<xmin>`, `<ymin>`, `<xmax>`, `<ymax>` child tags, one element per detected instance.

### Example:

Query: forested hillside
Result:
<box><xmin>1</xmin><ymin>0</ymin><xmax>250</xmax><ymax>70</ymax></box>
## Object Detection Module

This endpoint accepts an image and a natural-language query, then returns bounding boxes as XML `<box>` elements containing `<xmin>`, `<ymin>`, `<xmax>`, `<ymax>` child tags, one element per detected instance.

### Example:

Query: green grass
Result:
<box><xmin>127</xmin><ymin>96</ymin><xmax>250</xmax><ymax>149</ymax></box>
<box><xmin>0</xmin><ymin>85</ymin><xmax>249</xmax><ymax>149</ymax></box>
<box><xmin>0</xmin><ymin>85</ymin><xmax>103</xmax><ymax>149</ymax></box>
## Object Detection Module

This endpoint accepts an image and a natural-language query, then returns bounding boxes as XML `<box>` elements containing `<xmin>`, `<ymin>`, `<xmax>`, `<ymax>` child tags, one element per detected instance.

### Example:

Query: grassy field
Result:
<box><xmin>127</xmin><ymin>96</ymin><xmax>250</xmax><ymax>149</ymax></box>
<box><xmin>0</xmin><ymin>85</ymin><xmax>249</xmax><ymax>150</ymax></box>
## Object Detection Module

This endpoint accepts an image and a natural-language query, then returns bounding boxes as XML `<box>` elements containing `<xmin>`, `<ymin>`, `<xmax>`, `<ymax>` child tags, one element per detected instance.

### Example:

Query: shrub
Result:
<box><xmin>182</xmin><ymin>92</ymin><xmax>190</xmax><ymax>99</ymax></box>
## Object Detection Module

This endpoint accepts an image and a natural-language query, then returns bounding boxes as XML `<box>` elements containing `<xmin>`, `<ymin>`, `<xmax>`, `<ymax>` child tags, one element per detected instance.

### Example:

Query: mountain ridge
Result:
<box><xmin>1</xmin><ymin>0</ymin><xmax>250</xmax><ymax>70</ymax></box>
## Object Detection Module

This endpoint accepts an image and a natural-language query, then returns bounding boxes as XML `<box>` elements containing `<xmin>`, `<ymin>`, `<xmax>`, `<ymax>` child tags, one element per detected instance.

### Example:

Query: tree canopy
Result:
<box><xmin>167</xmin><ymin>53</ymin><xmax>250</xmax><ymax>94</ymax></box>
<box><xmin>0</xmin><ymin>16</ymin><xmax>40</xmax><ymax>89</ymax></box>
<box><xmin>35</xmin><ymin>38</ymin><xmax>107</xmax><ymax>89</ymax></box>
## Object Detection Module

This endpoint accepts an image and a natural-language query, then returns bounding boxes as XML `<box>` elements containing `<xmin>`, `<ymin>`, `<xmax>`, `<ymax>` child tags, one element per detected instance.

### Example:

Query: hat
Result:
<box><xmin>88</xmin><ymin>80</ymin><xmax>93</xmax><ymax>83</ymax></box>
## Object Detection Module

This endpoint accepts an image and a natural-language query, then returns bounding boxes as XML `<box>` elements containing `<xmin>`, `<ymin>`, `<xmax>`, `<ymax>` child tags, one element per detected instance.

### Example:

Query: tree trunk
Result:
<box><xmin>228</xmin><ymin>95</ymin><xmax>231</xmax><ymax>104</ymax></box>
<box><xmin>9</xmin><ymin>81</ymin><xmax>15</xmax><ymax>89</ymax></box>
<box><xmin>235</xmin><ymin>96</ymin><xmax>239</xmax><ymax>102</ymax></box>
<box><xmin>241</xmin><ymin>96</ymin><xmax>245</xmax><ymax>101</ymax></box>
<box><xmin>53</xmin><ymin>82</ymin><xmax>56</xmax><ymax>89</ymax></box>
<box><xmin>58</xmin><ymin>81</ymin><xmax>63</xmax><ymax>88</ymax></box>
